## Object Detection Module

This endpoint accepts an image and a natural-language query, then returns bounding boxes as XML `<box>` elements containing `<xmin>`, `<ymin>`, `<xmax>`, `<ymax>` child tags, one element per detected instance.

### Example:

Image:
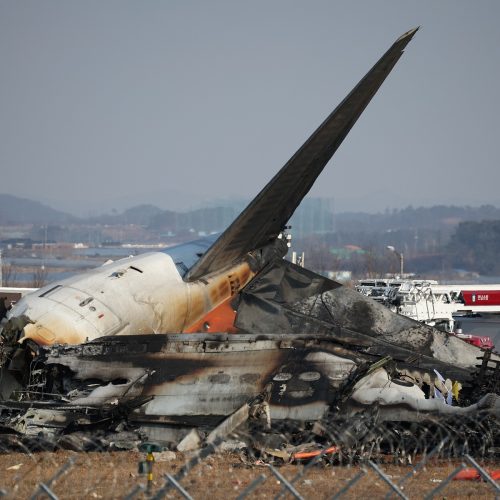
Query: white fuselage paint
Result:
<box><xmin>7</xmin><ymin>251</ymin><xmax>253</xmax><ymax>346</ymax></box>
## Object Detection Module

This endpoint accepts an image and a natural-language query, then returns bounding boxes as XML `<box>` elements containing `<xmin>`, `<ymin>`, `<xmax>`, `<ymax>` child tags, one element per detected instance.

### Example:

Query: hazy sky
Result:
<box><xmin>1</xmin><ymin>1</ymin><xmax>499</xmax><ymax>216</ymax></box>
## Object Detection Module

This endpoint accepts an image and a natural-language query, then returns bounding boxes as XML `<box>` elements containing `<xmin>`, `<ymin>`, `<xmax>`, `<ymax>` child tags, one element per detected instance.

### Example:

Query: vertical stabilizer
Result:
<box><xmin>187</xmin><ymin>28</ymin><xmax>418</xmax><ymax>281</ymax></box>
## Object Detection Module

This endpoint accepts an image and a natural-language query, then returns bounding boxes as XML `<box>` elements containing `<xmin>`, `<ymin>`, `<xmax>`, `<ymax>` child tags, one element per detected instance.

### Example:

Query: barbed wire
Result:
<box><xmin>1</xmin><ymin>409</ymin><xmax>498</xmax><ymax>499</ymax></box>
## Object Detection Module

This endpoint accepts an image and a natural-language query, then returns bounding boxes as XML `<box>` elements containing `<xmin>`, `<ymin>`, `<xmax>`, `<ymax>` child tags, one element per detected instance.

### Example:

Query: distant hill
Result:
<box><xmin>0</xmin><ymin>194</ymin><xmax>78</xmax><ymax>225</ymax></box>
<box><xmin>88</xmin><ymin>204</ymin><xmax>164</xmax><ymax>225</ymax></box>
<box><xmin>3</xmin><ymin>193</ymin><xmax>500</xmax><ymax>243</ymax></box>
<box><xmin>148</xmin><ymin>206</ymin><xmax>237</xmax><ymax>233</ymax></box>
<box><xmin>334</xmin><ymin>205</ymin><xmax>500</xmax><ymax>232</ymax></box>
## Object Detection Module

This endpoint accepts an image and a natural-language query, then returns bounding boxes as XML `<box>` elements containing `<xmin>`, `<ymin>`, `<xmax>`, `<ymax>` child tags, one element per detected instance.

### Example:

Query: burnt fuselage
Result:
<box><xmin>3</xmin><ymin>240</ymin><xmax>286</xmax><ymax>347</ymax></box>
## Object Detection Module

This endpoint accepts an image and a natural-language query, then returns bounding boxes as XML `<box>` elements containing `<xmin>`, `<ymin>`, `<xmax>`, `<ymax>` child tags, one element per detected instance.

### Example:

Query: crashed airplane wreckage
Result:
<box><xmin>0</xmin><ymin>28</ymin><xmax>499</xmax><ymax>452</ymax></box>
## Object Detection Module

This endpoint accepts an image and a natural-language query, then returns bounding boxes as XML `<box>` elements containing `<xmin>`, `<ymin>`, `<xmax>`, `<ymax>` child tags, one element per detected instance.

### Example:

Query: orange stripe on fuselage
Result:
<box><xmin>182</xmin><ymin>260</ymin><xmax>255</xmax><ymax>333</ymax></box>
<box><xmin>183</xmin><ymin>295</ymin><xmax>239</xmax><ymax>333</ymax></box>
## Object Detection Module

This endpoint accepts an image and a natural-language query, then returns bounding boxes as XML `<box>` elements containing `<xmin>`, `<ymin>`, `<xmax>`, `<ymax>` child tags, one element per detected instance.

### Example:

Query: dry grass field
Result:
<box><xmin>1</xmin><ymin>450</ymin><xmax>498</xmax><ymax>499</ymax></box>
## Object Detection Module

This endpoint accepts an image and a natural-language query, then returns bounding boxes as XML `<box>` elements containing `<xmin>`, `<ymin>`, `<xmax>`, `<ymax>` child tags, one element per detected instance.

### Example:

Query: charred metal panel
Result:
<box><xmin>26</xmin><ymin>333</ymin><xmax>369</xmax><ymax>423</ymax></box>
<box><xmin>236</xmin><ymin>260</ymin><xmax>498</xmax><ymax>374</ymax></box>
<box><xmin>0</xmin><ymin>332</ymin><xmax>498</xmax><ymax>444</ymax></box>
<box><xmin>18</xmin><ymin>332</ymin><xmax>491</xmax><ymax>420</ymax></box>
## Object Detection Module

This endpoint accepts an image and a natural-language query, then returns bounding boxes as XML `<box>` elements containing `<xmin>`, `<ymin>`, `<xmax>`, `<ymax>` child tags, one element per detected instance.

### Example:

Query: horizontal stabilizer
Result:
<box><xmin>187</xmin><ymin>28</ymin><xmax>418</xmax><ymax>281</ymax></box>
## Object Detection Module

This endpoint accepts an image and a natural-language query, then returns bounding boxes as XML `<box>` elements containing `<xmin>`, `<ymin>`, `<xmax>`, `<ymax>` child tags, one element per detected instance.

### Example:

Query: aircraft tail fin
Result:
<box><xmin>186</xmin><ymin>28</ymin><xmax>418</xmax><ymax>281</ymax></box>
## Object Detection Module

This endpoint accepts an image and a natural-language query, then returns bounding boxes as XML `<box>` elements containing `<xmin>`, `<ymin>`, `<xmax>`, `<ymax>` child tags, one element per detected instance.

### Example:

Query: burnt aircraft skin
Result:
<box><xmin>1</xmin><ymin>332</ymin><xmax>497</xmax><ymax>441</ymax></box>
<box><xmin>2</xmin><ymin>257</ymin><xmax>497</xmax><ymax>441</ymax></box>
<box><xmin>235</xmin><ymin>260</ymin><xmax>496</xmax><ymax>373</ymax></box>
<box><xmin>4</xmin><ymin>265</ymin><xmax>498</xmax><ymax>433</ymax></box>
<box><xmin>2</xmin><ymin>28</ymin><xmax>418</xmax><ymax>351</ymax></box>
<box><xmin>1</xmin><ymin>28</ymin><xmax>498</xmax><ymax>443</ymax></box>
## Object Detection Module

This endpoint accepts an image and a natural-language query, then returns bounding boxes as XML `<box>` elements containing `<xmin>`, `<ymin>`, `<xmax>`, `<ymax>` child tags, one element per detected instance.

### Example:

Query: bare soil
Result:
<box><xmin>1</xmin><ymin>450</ymin><xmax>498</xmax><ymax>499</ymax></box>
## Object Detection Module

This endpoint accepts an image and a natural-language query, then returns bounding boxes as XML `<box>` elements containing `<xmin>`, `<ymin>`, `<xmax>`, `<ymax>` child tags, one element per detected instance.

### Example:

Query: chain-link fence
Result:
<box><xmin>1</xmin><ymin>409</ymin><xmax>498</xmax><ymax>499</ymax></box>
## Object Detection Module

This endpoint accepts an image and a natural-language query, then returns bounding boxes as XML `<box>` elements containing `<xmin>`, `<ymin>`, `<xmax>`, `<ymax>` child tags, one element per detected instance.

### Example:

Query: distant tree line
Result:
<box><xmin>447</xmin><ymin>221</ymin><xmax>500</xmax><ymax>276</ymax></box>
<box><xmin>4</xmin><ymin>192</ymin><xmax>500</xmax><ymax>276</ymax></box>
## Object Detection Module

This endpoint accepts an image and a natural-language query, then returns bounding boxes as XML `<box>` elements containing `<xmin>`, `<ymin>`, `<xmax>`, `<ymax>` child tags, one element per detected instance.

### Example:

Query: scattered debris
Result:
<box><xmin>453</xmin><ymin>468</ymin><xmax>500</xmax><ymax>481</ymax></box>
<box><xmin>155</xmin><ymin>451</ymin><xmax>177</xmax><ymax>462</ymax></box>
<box><xmin>177</xmin><ymin>430</ymin><xmax>202</xmax><ymax>453</ymax></box>
<box><xmin>6</xmin><ymin>463</ymin><xmax>22</xmax><ymax>471</ymax></box>
<box><xmin>0</xmin><ymin>27</ymin><xmax>498</xmax><ymax>459</ymax></box>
